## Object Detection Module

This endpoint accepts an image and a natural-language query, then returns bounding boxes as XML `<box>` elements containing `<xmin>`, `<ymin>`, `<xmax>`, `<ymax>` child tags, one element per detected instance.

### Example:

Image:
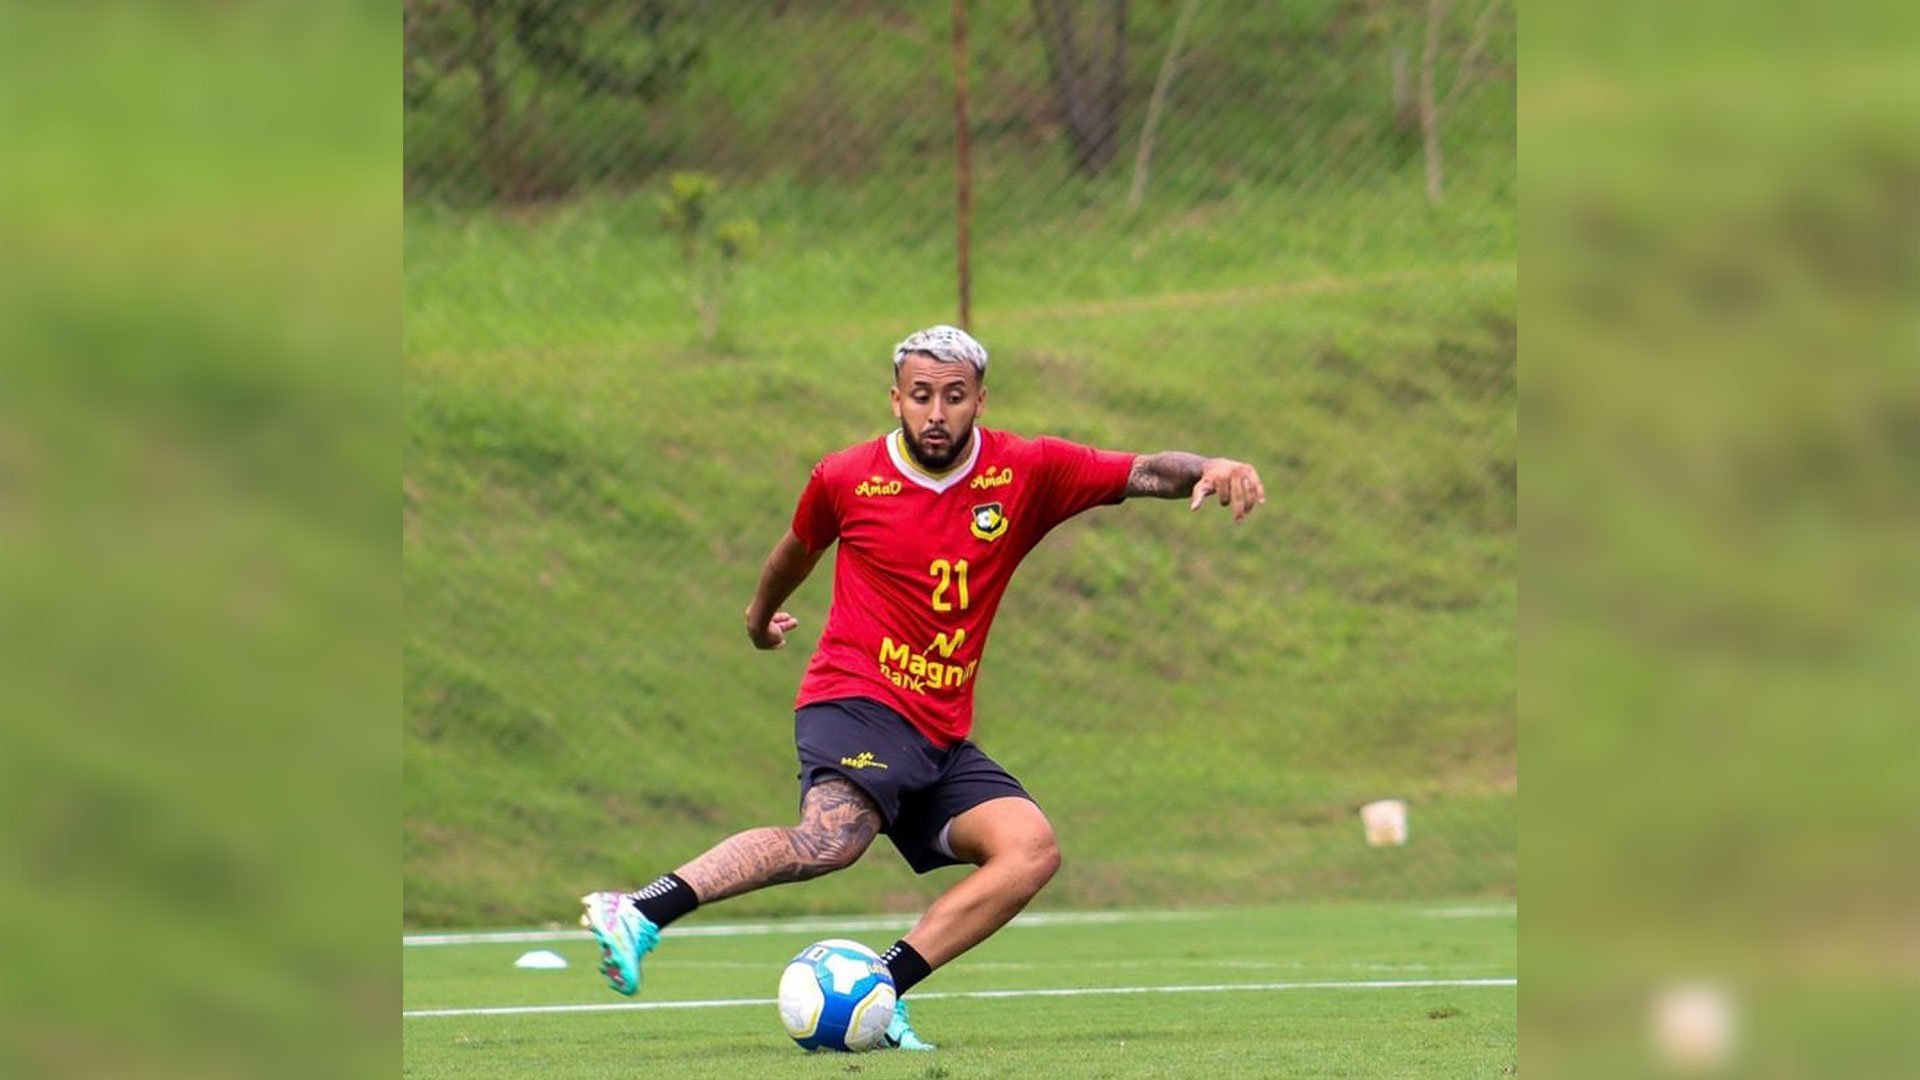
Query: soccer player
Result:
<box><xmin>581</xmin><ymin>325</ymin><xmax>1264</xmax><ymax>1050</ymax></box>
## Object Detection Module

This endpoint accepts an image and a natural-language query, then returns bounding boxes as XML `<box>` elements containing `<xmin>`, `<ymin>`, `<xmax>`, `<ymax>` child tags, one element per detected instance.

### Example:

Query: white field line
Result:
<box><xmin>404</xmin><ymin>977</ymin><xmax>1516</xmax><ymax>1019</ymax></box>
<box><xmin>1419</xmin><ymin>903</ymin><xmax>1517</xmax><ymax>919</ymax></box>
<box><xmin>405</xmin><ymin>904</ymin><xmax>1515</xmax><ymax>946</ymax></box>
<box><xmin>637</xmin><ymin>959</ymin><xmax>1491</xmax><ymax>973</ymax></box>
<box><xmin>404</xmin><ymin>909</ymin><xmax>1202</xmax><ymax>947</ymax></box>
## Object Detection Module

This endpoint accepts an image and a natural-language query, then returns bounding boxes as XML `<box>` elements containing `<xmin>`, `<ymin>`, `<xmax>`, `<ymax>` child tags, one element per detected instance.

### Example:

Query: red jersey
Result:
<box><xmin>789</xmin><ymin>427</ymin><xmax>1135</xmax><ymax>746</ymax></box>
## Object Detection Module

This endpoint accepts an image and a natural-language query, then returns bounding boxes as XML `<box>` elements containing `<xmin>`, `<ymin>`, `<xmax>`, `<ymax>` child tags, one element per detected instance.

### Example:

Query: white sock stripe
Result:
<box><xmin>631</xmin><ymin>877</ymin><xmax>681</xmax><ymax>901</ymax></box>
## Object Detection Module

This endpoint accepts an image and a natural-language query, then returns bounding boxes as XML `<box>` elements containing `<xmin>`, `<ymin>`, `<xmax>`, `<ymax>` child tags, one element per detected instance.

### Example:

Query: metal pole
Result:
<box><xmin>952</xmin><ymin>0</ymin><xmax>973</xmax><ymax>330</ymax></box>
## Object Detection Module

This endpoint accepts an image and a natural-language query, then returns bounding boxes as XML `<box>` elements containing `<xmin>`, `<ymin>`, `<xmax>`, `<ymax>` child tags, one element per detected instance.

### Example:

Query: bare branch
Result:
<box><xmin>1126</xmin><ymin>0</ymin><xmax>1201</xmax><ymax>215</ymax></box>
<box><xmin>1439</xmin><ymin>0</ymin><xmax>1502</xmax><ymax>120</ymax></box>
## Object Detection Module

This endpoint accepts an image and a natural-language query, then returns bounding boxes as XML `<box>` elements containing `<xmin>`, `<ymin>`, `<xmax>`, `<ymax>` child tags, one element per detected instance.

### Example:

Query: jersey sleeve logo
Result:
<box><xmin>854</xmin><ymin>475</ymin><xmax>903</xmax><ymax>497</ymax></box>
<box><xmin>970</xmin><ymin>466</ymin><xmax>1013</xmax><ymax>490</ymax></box>
<box><xmin>969</xmin><ymin>502</ymin><xmax>1009</xmax><ymax>542</ymax></box>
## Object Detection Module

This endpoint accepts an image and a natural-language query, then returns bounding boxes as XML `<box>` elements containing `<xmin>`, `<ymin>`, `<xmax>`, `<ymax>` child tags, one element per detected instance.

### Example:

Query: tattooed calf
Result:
<box><xmin>676</xmin><ymin>778</ymin><xmax>881</xmax><ymax>903</ymax></box>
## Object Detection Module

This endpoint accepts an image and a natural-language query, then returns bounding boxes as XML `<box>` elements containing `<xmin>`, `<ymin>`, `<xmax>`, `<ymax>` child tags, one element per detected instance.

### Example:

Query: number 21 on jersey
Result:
<box><xmin>928</xmin><ymin>558</ymin><xmax>970</xmax><ymax>611</ymax></box>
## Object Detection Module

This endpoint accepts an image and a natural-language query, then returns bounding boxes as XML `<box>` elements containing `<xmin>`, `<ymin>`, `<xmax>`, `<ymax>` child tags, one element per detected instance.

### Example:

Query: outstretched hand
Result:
<box><xmin>746</xmin><ymin>608</ymin><xmax>800</xmax><ymax>650</ymax></box>
<box><xmin>1189</xmin><ymin>458</ymin><xmax>1266</xmax><ymax>523</ymax></box>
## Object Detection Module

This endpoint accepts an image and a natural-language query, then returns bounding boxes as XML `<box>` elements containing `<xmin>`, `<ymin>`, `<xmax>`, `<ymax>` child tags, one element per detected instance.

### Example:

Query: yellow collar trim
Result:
<box><xmin>887</xmin><ymin>428</ymin><xmax>982</xmax><ymax>493</ymax></box>
<box><xmin>892</xmin><ymin>430</ymin><xmax>968</xmax><ymax>479</ymax></box>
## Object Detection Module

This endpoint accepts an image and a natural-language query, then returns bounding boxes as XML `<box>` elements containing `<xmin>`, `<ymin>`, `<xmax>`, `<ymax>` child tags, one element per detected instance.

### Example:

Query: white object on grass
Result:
<box><xmin>1652</xmin><ymin>982</ymin><xmax>1735</xmax><ymax>1070</ymax></box>
<box><xmin>514</xmin><ymin>949</ymin><xmax>569</xmax><ymax>970</ymax></box>
<box><xmin>1361</xmin><ymin>799</ymin><xmax>1409</xmax><ymax>846</ymax></box>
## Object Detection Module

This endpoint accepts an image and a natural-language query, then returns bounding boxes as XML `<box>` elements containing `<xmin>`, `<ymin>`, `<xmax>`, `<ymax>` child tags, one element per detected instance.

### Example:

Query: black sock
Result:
<box><xmin>880</xmin><ymin>940</ymin><xmax>932</xmax><ymax>996</ymax></box>
<box><xmin>627</xmin><ymin>873</ymin><xmax>698</xmax><ymax>929</ymax></box>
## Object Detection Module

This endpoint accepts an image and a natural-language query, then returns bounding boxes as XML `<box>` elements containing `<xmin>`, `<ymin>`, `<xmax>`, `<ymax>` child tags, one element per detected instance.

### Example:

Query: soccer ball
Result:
<box><xmin>776</xmin><ymin>939</ymin><xmax>896</xmax><ymax>1052</ymax></box>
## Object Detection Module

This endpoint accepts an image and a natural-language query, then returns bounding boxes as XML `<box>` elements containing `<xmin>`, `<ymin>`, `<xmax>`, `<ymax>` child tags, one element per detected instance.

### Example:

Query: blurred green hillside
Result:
<box><xmin>404</xmin><ymin>0</ymin><xmax>1514</xmax><ymax>927</ymax></box>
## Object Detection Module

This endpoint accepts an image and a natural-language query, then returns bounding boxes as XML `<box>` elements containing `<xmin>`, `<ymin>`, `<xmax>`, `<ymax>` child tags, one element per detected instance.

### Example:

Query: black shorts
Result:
<box><xmin>795</xmin><ymin>697</ymin><xmax>1034</xmax><ymax>874</ymax></box>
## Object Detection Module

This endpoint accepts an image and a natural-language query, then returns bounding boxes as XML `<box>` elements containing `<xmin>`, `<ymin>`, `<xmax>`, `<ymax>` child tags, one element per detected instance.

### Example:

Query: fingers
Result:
<box><xmin>748</xmin><ymin>612</ymin><xmax>800</xmax><ymax>650</ymax></box>
<box><xmin>1189</xmin><ymin>478</ymin><xmax>1215</xmax><ymax>511</ymax></box>
<box><xmin>1220</xmin><ymin>466</ymin><xmax>1265</xmax><ymax>523</ymax></box>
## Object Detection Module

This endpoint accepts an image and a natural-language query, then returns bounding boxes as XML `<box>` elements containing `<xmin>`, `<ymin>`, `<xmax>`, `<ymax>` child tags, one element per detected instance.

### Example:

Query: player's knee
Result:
<box><xmin>818</xmin><ymin>838</ymin><xmax>867</xmax><ymax>873</ymax></box>
<box><xmin>1016</xmin><ymin>831</ymin><xmax>1061</xmax><ymax>892</ymax></box>
<box><xmin>788</xmin><ymin>822</ymin><xmax>870</xmax><ymax>876</ymax></box>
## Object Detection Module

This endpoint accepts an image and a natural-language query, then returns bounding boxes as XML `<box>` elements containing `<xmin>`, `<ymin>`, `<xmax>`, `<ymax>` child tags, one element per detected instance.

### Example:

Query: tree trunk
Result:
<box><xmin>1419</xmin><ymin>0</ymin><xmax>1445</xmax><ymax>204</ymax></box>
<box><xmin>1030</xmin><ymin>0</ymin><xmax>1129</xmax><ymax>175</ymax></box>
<box><xmin>469</xmin><ymin>0</ymin><xmax>513</xmax><ymax>201</ymax></box>
<box><xmin>952</xmin><ymin>0</ymin><xmax>973</xmax><ymax>329</ymax></box>
<box><xmin>1391</xmin><ymin>45</ymin><xmax>1416</xmax><ymax>133</ymax></box>
<box><xmin>1103</xmin><ymin>0</ymin><xmax>1127</xmax><ymax>169</ymax></box>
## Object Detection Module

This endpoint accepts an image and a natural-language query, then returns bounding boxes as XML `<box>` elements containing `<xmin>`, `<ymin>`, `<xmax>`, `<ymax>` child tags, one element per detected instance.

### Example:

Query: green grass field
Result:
<box><xmin>403</xmin><ymin>170</ymin><xmax>1516</xmax><ymax>924</ymax></box>
<box><xmin>404</xmin><ymin>900</ymin><xmax>1515</xmax><ymax>1078</ymax></box>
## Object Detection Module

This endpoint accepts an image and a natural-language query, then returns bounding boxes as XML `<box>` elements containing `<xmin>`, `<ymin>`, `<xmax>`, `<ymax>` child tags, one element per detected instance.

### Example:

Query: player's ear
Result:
<box><xmin>889</xmin><ymin>383</ymin><xmax>904</xmax><ymax>421</ymax></box>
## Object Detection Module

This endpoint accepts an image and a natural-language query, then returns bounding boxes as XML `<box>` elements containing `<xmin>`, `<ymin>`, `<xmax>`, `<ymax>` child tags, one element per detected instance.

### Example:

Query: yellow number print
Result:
<box><xmin>929</xmin><ymin>558</ymin><xmax>971</xmax><ymax>612</ymax></box>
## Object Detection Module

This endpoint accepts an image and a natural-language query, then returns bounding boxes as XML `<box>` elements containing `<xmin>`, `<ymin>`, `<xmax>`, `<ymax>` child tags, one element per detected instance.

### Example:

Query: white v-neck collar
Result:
<box><xmin>886</xmin><ymin>428</ymin><xmax>982</xmax><ymax>493</ymax></box>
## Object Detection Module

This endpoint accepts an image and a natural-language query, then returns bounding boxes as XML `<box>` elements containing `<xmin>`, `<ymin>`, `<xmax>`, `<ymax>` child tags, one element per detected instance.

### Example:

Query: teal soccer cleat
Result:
<box><xmin>884</xmin><ymin>997</ymin><xmax>937</xmax><ymax>1051</ymax></box>
<box><xmin>578</xmin><ymin>891</ymin><xmax>660</xmax><ymax>996</ymax></box>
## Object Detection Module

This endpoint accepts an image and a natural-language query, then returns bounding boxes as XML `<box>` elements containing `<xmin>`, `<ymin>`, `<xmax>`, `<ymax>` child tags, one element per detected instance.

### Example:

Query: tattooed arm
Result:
<box><xmin>1126</xmin><ymin>451</ymin><xmax>1266</xmax><ymax>522</ymax></box>
<box><xmin>675</xmin><ymin>779</ymin><xmax>881</xmax><ymax>902</ymax></box>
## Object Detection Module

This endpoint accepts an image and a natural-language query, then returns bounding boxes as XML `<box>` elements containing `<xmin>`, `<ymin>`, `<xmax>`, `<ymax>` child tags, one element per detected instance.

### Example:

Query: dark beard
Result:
<box><xmin>903</xmin><ymin>425</ymin><xmax>971</xmax><ymax>471</ymax></box>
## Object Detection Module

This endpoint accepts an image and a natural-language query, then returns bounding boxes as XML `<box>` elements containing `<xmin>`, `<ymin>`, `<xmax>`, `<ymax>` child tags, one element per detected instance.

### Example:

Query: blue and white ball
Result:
<box><xmin>776</xmin><ymin>939</ymin><xmax>896</xmax><ymax>1052</ymax></box>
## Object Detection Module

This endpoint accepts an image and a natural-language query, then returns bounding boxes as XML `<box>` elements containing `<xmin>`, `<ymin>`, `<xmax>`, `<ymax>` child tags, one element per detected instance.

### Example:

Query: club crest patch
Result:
<box><xmin>970</xmin><ymin>502</ymin><xmax>1008</xmax><ymax>542</ymax></box>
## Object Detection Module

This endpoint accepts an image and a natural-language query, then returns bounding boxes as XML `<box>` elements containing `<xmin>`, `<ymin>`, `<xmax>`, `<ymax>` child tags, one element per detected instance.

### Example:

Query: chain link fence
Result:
<box><xmin>403</xmin><ymin>0</ymin><xmax>1514</xmax><ymax>927</ymax></box>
